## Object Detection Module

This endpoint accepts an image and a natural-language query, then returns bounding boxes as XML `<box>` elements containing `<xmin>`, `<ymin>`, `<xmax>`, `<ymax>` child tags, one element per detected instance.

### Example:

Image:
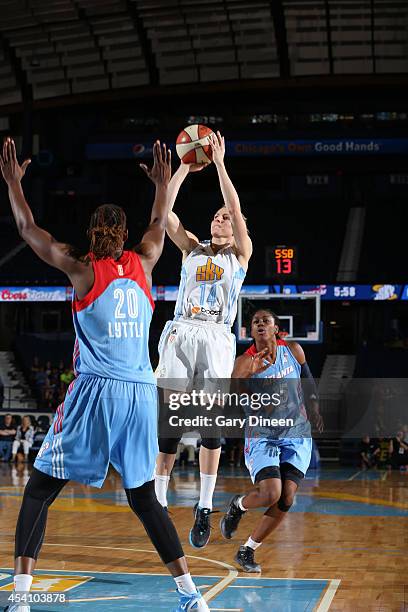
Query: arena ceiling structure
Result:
<box><xmin>0</xmin><ymin>0</ymin><xmax>407</xmax><ymax>110</ymax></box>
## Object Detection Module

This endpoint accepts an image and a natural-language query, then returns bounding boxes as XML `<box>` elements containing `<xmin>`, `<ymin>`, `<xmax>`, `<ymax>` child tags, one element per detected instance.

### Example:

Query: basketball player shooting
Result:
<box><xmin>147</xmin><ymin>131</ymin><xmax>253</xmax><ymax>549</ymax></box>
<box><xmin>220</xmin><ymin>309</ymin><xmax>323</xmax><ymax>572</ymax></box>
<box><xmin>0</xmin><ymin>138</ymin><xmax>209</xmax><ymax>612</ymax></box>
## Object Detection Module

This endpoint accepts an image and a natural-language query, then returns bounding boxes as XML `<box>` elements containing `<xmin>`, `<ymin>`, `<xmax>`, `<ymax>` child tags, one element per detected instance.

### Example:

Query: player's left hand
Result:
<box><xmin>0</xmin><ymin>137</ymin><xmax>31</xmax><ymax>184</ymax></box>
<box><xmin>309</xmin><ymin>403</ymin><xmax>324</xmax><ymax>433</ymax></box>
<box><xmin>208</xmin><ymin>131</ymin><xmax>225</xmax><ymax>166</ymax></box>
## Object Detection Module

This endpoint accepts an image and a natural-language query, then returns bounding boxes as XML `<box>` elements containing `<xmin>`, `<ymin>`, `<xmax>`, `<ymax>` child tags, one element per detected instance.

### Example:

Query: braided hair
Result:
<box><xmin>88</xmin><ymin>204</ymin><xmax>127</xmax><ymax>260</ymax></box>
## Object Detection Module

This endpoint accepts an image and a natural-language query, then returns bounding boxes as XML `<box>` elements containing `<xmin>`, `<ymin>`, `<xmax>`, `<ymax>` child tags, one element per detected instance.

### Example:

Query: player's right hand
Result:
<box><xmin>0</xmin><ymin>137</ymin><xmax>31</xmax><ymax>184</ymax></box>
<box><xmin>186</xmin><ymin>162</ymin><xmax>210</xmax><ymax>173</ymax></box>
<box><xmin>140</xmin><ymin>140</ymin><xmax>172</xmax><ymax>186</ymax></box>
<box><xmin>249</xmin><ymin>348</ymin><xmax>273</xmax><ymax>376</ymax></box>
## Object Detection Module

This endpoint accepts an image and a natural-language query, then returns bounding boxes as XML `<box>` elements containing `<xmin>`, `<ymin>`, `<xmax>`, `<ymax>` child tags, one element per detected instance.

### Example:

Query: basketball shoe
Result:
<box><xmin>189</xmin><ymin>504</ymin><xmax>217</xmax><ymax>548</ymax></box>
<box><xmin>220</xmin><ymin>494</ymin><xmax>246</xmax><ymax>539</ymax></box>
<box><xmin>175</xmin><ymin>588</ymin><xmax>209</xmax><ymax>611</ymax></box>
<box><xmin>235</xmin><ymin>545</ymin><xmax>261</xmax><ymax>572</ymax></box>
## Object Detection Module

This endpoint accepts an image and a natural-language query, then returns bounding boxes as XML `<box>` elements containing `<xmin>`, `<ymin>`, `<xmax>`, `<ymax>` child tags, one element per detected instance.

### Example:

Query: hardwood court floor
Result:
<box><xmin>0</xmin><ymin>463</ymin><xmax>406</xmax><ymax>611</ymax></box>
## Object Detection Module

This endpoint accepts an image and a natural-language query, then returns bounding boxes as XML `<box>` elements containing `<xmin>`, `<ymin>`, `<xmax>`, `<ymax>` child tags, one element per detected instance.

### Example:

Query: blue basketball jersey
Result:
<box><xmin>72</xmin><ymin>251</ymin><xmax>155</xmax><ymax>384</ymax></box>
<box><xmin>245</xmin><ymin>340</ymin><xmax>311</xmax><ymax>437</ymax></box>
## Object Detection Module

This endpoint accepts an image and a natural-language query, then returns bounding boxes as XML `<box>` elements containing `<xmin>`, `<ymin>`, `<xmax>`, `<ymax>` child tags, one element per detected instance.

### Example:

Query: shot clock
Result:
<box><xmin>266</xmin><ymin>245</ymin><xmax>298</xmax><ymax>279</ymax></box>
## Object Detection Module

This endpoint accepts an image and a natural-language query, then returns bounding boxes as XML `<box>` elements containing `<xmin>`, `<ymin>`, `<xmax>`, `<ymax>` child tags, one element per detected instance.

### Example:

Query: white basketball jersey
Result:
<box><xmin>174</xmin><ymin>241</ymin><xmax>246</xmax><ymax>326</ymax></box>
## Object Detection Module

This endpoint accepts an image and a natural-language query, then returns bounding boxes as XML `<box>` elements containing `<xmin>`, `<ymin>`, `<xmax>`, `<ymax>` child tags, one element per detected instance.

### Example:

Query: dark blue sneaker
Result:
<box><xmin>189</xmin><ymin>504</ymin><xmax>218</xmax><ymax>549</ymax></box>
<box><xmin>220</xmin><ymin>494</ymin><xmax>246</xmax><ymax>539</ymax></box>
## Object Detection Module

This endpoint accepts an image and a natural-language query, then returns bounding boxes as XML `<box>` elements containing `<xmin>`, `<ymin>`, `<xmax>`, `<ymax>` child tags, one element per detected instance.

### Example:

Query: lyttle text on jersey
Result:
<box><xmin>108</xmin><ymin>321</ymin><xmax>144</xmax><ymax>339</ymax></box>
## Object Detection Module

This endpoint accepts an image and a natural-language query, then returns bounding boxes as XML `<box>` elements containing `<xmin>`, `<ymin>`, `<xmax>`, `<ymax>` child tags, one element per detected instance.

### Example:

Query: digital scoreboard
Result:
<box><xmin>266</xmin><ymin>245</ymin><xmax>298</xmax><ymax>279</ymax></box>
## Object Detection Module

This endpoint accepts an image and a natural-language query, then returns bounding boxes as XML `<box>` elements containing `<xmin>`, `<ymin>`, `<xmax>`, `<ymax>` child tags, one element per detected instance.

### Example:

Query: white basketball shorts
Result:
<box><xmin>156</xmin><ymin>319</ymin><xmax>236</xmax><ymax>391</ymax></box>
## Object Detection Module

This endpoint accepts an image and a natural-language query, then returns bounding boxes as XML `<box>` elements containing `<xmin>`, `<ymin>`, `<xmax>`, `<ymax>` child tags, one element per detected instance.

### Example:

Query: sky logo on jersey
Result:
<box><xmin>196</xmin><ymin>257</ymin><xmax>224</xmax><ymax>282</ymax></box>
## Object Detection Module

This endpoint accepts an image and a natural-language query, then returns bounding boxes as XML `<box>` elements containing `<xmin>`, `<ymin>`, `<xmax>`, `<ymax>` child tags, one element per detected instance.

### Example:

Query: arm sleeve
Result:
<box><xmin>300</xmin><ymin>361</ymin><xmax>319</xmax><ymax>402</ymax></box>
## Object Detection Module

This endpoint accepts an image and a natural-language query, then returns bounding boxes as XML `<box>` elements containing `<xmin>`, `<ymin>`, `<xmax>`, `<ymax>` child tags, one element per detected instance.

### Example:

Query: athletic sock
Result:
<box><xmin>198</xmin><ymin>473</ymin><xmax>217</xmax><ymax>510</ymax></box>
<box><xmin>237</xmin><ymin>495</ymin><xmax>247</xmax><ymax>512</ymax></box>
<box><xmin>154</xmin><ymin>474</ymin><xmax>170</xmax><ymax>508</ymax></box>
<box><xmin>174</xmin><ymin>572</ymin><xmax>197</xmax><ymax>594</ymax></box>
<box><xmin>14</xmin><ymin>574</ymin><xmax>33</xmax><ymax>592</ymax></box>
<box><xmin>244</xmin><ymin>537</ymin><xmax>262</xmax><ymax>550</ymax></box>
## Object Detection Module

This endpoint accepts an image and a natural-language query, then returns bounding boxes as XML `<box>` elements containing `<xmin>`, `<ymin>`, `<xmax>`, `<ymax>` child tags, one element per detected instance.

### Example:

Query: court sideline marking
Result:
<box><xmin>347</xmin><ymin>471</ymin><xmax>362</xmax><ymax>481</ymax></box>
<box><xmin>316</xmin><ymin>579</ymin><xmax>341</xmax><ymax>612</ymax></box>
<box><xmin>0</xmin><ymin>543</ymin><xmax>238</xmax><ymax>604</ymax></box>
<box><xmin>0</xmin><ymin>543</ymin><xmax>341</xmax><ymax>608</ymax></box>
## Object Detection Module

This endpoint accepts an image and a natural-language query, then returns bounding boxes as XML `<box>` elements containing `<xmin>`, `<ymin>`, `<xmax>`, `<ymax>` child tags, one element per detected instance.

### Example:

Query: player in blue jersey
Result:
<box><xmin>220</xmin><ymin>309</ymin><xmax>323</xmax><ymax>572</ymax></box>
<box><xmin>0</xmin><ymin>137</ymin><xmax>209</xmax><ymax>612</ymax></box>
<box><xmin>151</xmin><ymin>132</ymin><xmax>253</xmax><ymax>549</ymax></box>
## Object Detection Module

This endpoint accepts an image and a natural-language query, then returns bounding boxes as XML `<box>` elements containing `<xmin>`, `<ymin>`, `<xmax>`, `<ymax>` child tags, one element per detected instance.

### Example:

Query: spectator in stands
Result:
<box><xmin>389</xmin><ymin>432</ymin><xmax>408</xmax><ymax>470</ymax></box>
<box><xmin>11</xmin><ymin>415</ymin><xmax>34</xmax><ymax>463</ymax></box>
<box><xmin>0</xmin><ymin>413</ymin><xmax>17</xmax><ymax>461</ymax></box>
<box><xmin>360</xmin><ymin>435</ymin><xmax>380</xmax><ymax>469</ymax></box>
<box><xmin>60</xmin><ymin>367</ymin><xmax>74</xmax><ymax>387</ymax></box>
<box><xmin>45</xmin><ymin>360</ymin><xmax>52</xmax><ymax>379</ymax></box>
<box><xmin>403</xmin><ymin>424</ymin><xmax>408</xmax><ymax>445</ymax></box>
<box><xmin>30</xmin><ymin>356</ymin><xmax>40</xmax><ymax>379</ymax></box>
<box><xmin>377</xmin><ymin>437</ymin><xmax>392</xmax><ymax>469</ymax></box>
<box><xmin>34</xmin><ymin>366</ymin><xmax>47</xmax><ymax>400</ymax></box>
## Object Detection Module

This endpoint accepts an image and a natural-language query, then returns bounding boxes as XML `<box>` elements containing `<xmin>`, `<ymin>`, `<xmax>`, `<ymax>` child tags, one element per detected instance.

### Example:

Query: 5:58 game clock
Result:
<box><xmin>266</xmin><ymin>245</ymin><xmax>298</xmax><ymax>279</ymax></box>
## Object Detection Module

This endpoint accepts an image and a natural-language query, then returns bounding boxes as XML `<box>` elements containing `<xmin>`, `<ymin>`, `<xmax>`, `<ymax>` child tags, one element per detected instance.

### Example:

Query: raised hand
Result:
<box><xmin>186</xmin><ymin>162</ymin><xmax>210</xmax><ymax>173</ymax></box>
<box><xmin>0</xmin><ymin>137</ymin><xmax>31</xmax><ymax>184</ymax></box>
<box><xmin>140</xmin><ymin>140</ymin><xmax>171</xmax><ymax>187</ymax></box>
<box><xmin>249</xmin><ymin>348</ymin><xmax>273</xmax><ymax>376</ymax></box>
<box><xmin>208</xmin><ymin>131</ymin><xmax>225</xmax><ymax>166</ymax></box>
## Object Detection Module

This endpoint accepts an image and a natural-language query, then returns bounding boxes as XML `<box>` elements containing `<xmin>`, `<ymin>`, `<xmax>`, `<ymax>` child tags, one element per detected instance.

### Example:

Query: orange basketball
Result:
<box><xmin>176</xmin><ymin>124</ymin><xmax>213</xmax><ymax>164</ymax></box>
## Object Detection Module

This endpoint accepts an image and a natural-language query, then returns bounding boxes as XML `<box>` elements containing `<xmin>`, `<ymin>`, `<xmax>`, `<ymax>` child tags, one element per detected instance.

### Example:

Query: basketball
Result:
<box><xmin>176</xmin><ymin>124</ymin><xmax>213</xmax><ymax>164</ymax></box>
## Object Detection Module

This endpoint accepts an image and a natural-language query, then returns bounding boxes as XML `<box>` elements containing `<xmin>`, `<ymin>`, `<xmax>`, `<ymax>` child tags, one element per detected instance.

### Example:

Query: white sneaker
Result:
<box><xmin>175</xmin><ymin>588</ymin><xmax>210</xmax><ymax>611</ymax></box>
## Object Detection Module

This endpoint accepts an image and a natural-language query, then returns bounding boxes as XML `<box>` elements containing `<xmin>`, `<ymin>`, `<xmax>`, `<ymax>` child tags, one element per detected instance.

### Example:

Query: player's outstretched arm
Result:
<box><xmin>209</xmin><ymin>131</ymin><xmax>252</xmax><ymax>268</ymax></box>
<box><xmin>0</xmin><ymin>137</ymin><xmax>89</xmax><ymax>285</ymax></box>
<box><xmin>138</xmin><ymin>141</ymin><xmax>172</xmax><ymax>280</ymax></box>
<box><xmin>165</xmin><ymin>162</ymin><xmax>203</xmax><ymax>257</ymax></box>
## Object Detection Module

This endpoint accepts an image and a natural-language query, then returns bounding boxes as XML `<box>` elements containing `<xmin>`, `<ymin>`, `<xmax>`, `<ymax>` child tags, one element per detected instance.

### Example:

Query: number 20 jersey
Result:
<box><xmin>72</xmin><ymin>251</ymin><xmax>155</xmax><ymax>384</ymax></box>
<box><xmin>174</xmin><ymin>241</ymin><xmax>246</xmax><ymax>326</ymax></box>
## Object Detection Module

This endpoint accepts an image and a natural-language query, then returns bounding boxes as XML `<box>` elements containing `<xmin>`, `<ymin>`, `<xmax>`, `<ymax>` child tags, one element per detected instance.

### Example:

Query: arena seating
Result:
<box><xmin>0</xmin><ymin>0</ymin><xmax>406</xmax><ymax>105</ymax></box>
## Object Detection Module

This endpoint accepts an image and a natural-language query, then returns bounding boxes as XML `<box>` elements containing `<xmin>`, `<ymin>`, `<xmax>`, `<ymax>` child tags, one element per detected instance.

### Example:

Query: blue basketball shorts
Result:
<box><xmin>244</xmin><ymin>436</ymin><xmax>312</xmax><ymax>483</ymax></box>
<box><xmin>34</xmin><ymin>374</ymin><xmax>159</xmax><ymax>489</ymax></box>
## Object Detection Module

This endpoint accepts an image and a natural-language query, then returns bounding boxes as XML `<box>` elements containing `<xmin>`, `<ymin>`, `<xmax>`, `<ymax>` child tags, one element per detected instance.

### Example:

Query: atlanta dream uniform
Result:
<box><xmin>156</xmin><ymin>241</ymin><xmax>246</xmax><ymax>389</ymax></box>
<box><xmin>35</xmin><ymin>251</ymin><xmax>158</xmax><ymax>488</ymax></box>
<box><xmin>244</xmin><ymin>340</ymin><xmax>312</xmax><ymax>483</ymax></box>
